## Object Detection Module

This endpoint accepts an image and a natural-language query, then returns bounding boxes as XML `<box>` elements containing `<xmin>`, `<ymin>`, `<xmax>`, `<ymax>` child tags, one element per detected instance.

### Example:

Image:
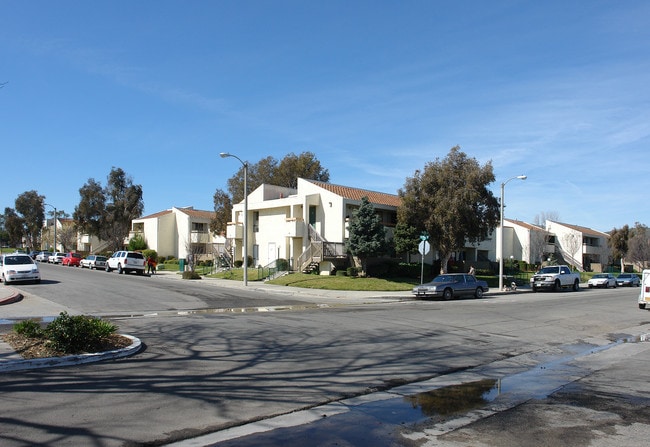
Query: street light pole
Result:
<box><xmin>44</xmin><ymin>203</ymin><xmax>57</xmax><ymax>252</ymax></box>
<box><xmin>499</xmin><ymin>175</ymin><xmax>526</xmax><ymax>291</ymax></box>
<box><xmin>220</xmin><ymin>152</ymin><xmax>248</xmax><ymax>286</ymax></box>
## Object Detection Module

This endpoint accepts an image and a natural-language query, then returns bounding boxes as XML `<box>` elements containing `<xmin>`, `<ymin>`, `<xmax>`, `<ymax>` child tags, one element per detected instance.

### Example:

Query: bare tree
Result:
<box><xmin>561</xmin><ymin>232</ymin><xmax>583</xmax><ymax>270</ymax></box>
<box><xmin>529</xmin><ymin>228</ymin><xmax>551</xmax><ymax>265</ymax></box>
<box><xmin>533</xmin><ymin>211</ymin><xmax>560</xmax><ymax>228</ymax></box>
<box><xmin>57</xmin><ymin>221</ymin><xmax>77</xmax><ymax>252</ymax></box>
<box><xmin>628</xmin><ymin>223</ymin><xmax>650</xmax><ymax>271</ymax></box>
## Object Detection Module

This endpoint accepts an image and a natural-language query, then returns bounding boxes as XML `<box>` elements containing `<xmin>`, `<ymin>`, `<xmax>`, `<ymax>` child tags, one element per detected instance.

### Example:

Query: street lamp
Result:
<box><xmin>44</xmin><ymin>203</ymin><xmax>57</xmax><ymax>252</ymax></box>
<box><xmin>220</xmin><ymin>152</ymin><xmax>248</xmax><ymax>286</ymax></box>
<box><xmin>499</xmin><ymin>175</ymin><xmax>526</xmax><ymax>291</ymax></box>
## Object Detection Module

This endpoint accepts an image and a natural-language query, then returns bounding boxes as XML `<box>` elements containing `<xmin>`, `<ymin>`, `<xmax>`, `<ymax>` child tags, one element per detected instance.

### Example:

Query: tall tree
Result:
<box><xmin>15</xmin><ymin>190</ymin><xmax>45</xmax><ymax>249</ymax></box>
<box><xmin>74</xmin><ymin>167</ymin><xmax>144</xmax><ymax>251</ymax></box>
<box><xmin>628</xmin><ymin>223</ymin><xmax>650</xmax><ymax>271</ymax></box>
<box><xmin>215</xmin><ymin>151</ymin><xmax>330</xmax><ymax>230</ymax></box>
<box><xmin>74</xmin><ymin>178</ymin><xmax>106</xmax><ymax>238</ymax></box>
<box><xmin>3</xmin><ymin>207</ymin><xmax>24</xmax><ymax>247</ymax></box>
<box><xmin>346</xmin><ymin>196</ymin><xmax>388</xmax><ymax>275</ymax></box>
<box><xmin>210</xmin><ymin>188</ymin><xmax>233</xmax><ymax>235</ymax></box>
<box><xmin>533</xmin><ymin>211</ymin><xmax>560</xmax><ymax>228</ymax></box>
<box><xmin>274</xmin><ymin>152</ymin><xmax>330</xmax><ymax>189</ymax></box>
<box><xmin>609</xmin><ymin>225</ymin><xmax>631</xmax><ymax>272</ymax></box>
<box><xmin>397</xmin><ymin>146</ymin><xmax>500</xmax><ymax>274</ymax></box>
<box><xmin>393</xmin><ymin>220</ymin><xmax>420</xmax><ymax>257</ymax></box>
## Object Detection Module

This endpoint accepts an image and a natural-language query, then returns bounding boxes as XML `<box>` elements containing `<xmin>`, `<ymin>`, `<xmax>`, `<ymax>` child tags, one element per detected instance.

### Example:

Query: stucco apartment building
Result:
<box><xmin>130</xmin><ymin>206</ymin><xmax>225</xmax><ymax>261</ymax></box>
<box><xmin>500</xmin><ymin>218</ymin><xmax>610</xmax><ymax>271</ymax></box>
<box><xmin>127</xmin><ymin>181</ymin><xmax>610</xmax><ymax>273</ymax></box>
<box><xmin>226</xmin><ymin>178</ymin><xmax>401</xmax><ymax>272</ymax></box>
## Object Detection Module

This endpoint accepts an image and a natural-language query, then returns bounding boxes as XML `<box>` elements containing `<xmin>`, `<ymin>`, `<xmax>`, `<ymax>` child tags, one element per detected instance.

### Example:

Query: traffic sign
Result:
<box><xmin>418</xmin><ymin>240</ymin><xmax>430</xmax><ymax>255</ymax></box>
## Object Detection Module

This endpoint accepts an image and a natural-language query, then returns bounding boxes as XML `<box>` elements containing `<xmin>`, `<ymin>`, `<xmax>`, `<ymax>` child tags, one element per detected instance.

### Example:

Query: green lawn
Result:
<box><xmin>265</xmin><ymin>272</ymin><xmax>416</xmax><ymax>291</ymax></box>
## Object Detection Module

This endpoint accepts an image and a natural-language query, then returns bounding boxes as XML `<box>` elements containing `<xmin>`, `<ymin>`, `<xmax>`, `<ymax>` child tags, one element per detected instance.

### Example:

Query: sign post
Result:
<box><xmin>418</xmin><ymin>232</ymin><xmax>430</xmax><ymax>284</ymax></box>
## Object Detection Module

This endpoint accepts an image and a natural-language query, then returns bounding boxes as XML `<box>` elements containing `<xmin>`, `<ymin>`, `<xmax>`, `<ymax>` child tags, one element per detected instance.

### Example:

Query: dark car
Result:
<box><xmin>616</xmin><ymin>273</ymin><xmax>640</xmax><ymax>287</ymax></box>
<box><xmin>412</xmin><ymin>273</ymin><xmax>489</xmax><ymax>300</ymax></box>
<box><xmin>61</xmin><ymin>252</ymin><xmax>82</xmax><ymax>267</ymax></box>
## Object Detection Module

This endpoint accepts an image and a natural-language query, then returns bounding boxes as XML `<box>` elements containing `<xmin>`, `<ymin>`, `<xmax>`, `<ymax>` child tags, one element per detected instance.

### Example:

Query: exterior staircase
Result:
<box><xmin>296</xmin><ymin>225</ymin><xmax>347</xmax><ymax>273</ymax></box>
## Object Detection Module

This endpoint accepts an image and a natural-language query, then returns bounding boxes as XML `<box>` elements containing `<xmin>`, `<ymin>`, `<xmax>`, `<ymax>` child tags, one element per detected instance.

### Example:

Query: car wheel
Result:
<box><xmin>443</xmin><ymin>288</ymin><xmax>453</xmax><ymax>300</ymax></box>
<box><xmin>137</xmin><ymin>270</ymin><xmax>144</xmax><ymax>275</ymax></box>
<box><xmin>572</xmin><ymin>280</ymin><xmax>580</xmax><ymax>291</ymax></box>
<box><xmin>554</xmin><ymin>280</ymin><xmax>561</xmax><ymax>292</ymax></box>
<box><xmin>475</xmin><ymin>287</ymin><xmax>484</xmax><ymax>299</ymax></box>
<box><xmin>640</xmin><ymin>303</ymin><xmax>646</xmax><ymax>310</ymax></box>
<box><xmin>532</xmin><ymin>285</ymin><xmax>538</xmax><ymax>293</ymax></box>
<box><xmin>117</xmin><ymin>264</ymin><xmax>123</xmax><ymax>274</ymax></box>
<box><xmin>105</xmin><ymin>264</ymin><xmax>112</xmax><ymax>272</ymax></box>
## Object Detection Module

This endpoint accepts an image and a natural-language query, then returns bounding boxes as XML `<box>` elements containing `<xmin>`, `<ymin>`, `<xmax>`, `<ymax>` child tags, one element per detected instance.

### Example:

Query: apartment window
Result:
<box><xmin>253</xmin><ymin>211</ymin><xmax>259</xmax><ymax>233</ymax></box>
<box><xmin>192</xmin><ymin>222</ymin><xmax>206</xmax><ymax>232</ymax></box>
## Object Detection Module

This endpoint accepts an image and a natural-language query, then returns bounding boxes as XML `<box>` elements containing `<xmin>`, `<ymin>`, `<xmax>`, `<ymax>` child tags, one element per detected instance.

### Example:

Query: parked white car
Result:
<box><xmin>80</xmin><ymin>254</ymin><xmax>108</xmax><ymax>270</ymax></box>
<box><xmin>49</xmin><ymin>252</ymin><xmax>66</xmax><ymax>264</ymax></box>
<box><xmin>1</xmin><ymin>253</ymin><xmax>41</xmax><ymax>285</ymax></box>
<box><xmin>35</xmin><ymin>251</ymin><xmax>52</xmax><ymax>262</ymax></box>
<box><xmin>105</xmin><ymin>251</ymin><xmax>146</xmax><ymax>275</ymax></box>
<box><xmin>587</xmin><ymin>273</ymin><xmax>617</xmax><ymax>289</ymax></box>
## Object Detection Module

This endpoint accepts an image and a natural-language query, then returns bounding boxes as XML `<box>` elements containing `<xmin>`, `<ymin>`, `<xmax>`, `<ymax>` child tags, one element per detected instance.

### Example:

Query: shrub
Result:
<box><xmin>336</xmin><ymin>269</ymin><xmax>347</xmax><ymax>276</ymax></box>
<box><xmin>234</xmin><ymin>260</ymin><xmax>243</xmax><ymax>268</ymax></box>
<box><xmin>14</xmin><ymin>319</ymin><xmax>44</xmax><ymax>338</ymax></box>
<box><xmin>45</xmin><ymin>312</ymin><xmax>118</xmax><ymax>354</ymax></box>
<box><xmin>182</xmin><ymin>271</ymin><xmax>201</xmax><ymax>280</ymax></box>
<box><xmin>128</xmin><ymin>234</ymin><xmax>147</xmax><ymax>251</ymax></box>
<box><xmin>142</xmin><ymin>249</ymin><xmax>158</xmax><ymax>262</ymax></box>
<box><xmin>347</xmin><ymin>267</ymin><xmax>358</xmax><ymax>277</ymax></box>
<box><xmin>276</xmin><ymin>258</ymin><xmax>289</xmax><ymax>271</ymax></box>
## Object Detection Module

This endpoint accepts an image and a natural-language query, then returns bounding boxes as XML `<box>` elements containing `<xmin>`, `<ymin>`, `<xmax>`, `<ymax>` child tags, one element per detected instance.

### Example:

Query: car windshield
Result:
<box><xmin>433</xmin><ymin>275</ymin><xmax>459</xmax><ymax>283</ymax></box>
<box><xmin>538</xmin><ymin>267</ymin><xmax>560</xmax><ymax>274</ymax></box>
<box><xmin>4</xmin><ymin>255</ymin><xmax>33</xmax><ymax>265</ymax></box>
<box><xmin>618</xmin><ymin>274</ymin><xmax>631</xmax><ymax>278</ymax></box>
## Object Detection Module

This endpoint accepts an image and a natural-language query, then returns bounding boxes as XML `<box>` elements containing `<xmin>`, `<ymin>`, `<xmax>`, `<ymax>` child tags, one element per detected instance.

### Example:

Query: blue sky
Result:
<box><xmin>1</xmin><ymin>0</ymin><xmax>648</xmax><ymax>233</ymax></box>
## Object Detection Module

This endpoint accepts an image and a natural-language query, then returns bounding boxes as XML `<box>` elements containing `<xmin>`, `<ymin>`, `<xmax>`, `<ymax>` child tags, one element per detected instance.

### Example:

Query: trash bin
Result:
<box><xmin>179</xmin><ymin>259</ymin><xmax>185</xmax><ymax>271</ymax></box>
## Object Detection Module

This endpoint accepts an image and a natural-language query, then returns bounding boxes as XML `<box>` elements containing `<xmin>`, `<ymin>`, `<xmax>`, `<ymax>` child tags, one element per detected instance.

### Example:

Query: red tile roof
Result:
<box><xmin>306</xmin><ymin>180</ymin><xmax>401</xmax><ymax>208</ymax></box>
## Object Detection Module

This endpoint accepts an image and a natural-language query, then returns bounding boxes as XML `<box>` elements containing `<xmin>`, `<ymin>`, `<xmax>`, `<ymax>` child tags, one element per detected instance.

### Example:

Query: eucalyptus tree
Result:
<box><xmin>214</xmin><ymin>151</ymin><xmax>330</xmax><ymax>232</ymax></box>
<box><xmin>14</xmin><ymin>190</ymin><xmax>45</xmax><ymax>249</ymax></box>
<box><xmin>609</xmin><ymin>225</ymin><xmax>631</xmax><ymax>272</ymax></box>
<box><xmin>74</xmin><ymin>167</ymin><xmax>144</xmax><ymax>252</ymax></box>
<box><xmin>397</xmin><ymin>146</ymin><xmax>500</xmax><ymax>274</ymax></box>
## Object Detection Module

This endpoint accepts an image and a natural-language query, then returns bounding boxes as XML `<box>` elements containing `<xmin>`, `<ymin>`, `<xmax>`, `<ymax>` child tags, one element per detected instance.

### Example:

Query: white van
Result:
<box><xmin>639</xmin><ymin>269</ymin><xmax>650</xmax><ymax>309</ymax></box>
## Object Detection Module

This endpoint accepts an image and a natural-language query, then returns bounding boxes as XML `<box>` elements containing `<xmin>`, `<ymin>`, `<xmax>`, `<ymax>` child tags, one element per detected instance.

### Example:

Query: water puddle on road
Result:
<box><xmin>171</xmin><ymin>336</ymin><xmax>648</xmax><ymax>447</ymax></box>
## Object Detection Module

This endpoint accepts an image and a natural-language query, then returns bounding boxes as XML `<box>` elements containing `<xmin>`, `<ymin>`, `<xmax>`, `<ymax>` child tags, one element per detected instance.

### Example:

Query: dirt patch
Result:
<box><xmin>1</xmin><ymin>332</ymin><xmax>132</xmax><ymax>359</ymax></box>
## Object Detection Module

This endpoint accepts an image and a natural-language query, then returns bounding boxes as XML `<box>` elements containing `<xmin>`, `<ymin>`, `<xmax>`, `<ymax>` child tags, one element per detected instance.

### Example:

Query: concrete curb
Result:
<box><xmin>0</xmin><ymin>334</ymin><xmax>142</xmax><ymax>373</ymax></box>
<box><xmin>0</xmin><ymin>287</ymin><xmax>23</xmax><ymax>306</ymax></box>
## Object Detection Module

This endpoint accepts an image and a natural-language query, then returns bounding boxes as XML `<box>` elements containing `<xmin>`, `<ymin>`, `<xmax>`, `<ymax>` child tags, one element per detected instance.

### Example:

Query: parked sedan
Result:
<box><xmin>616</xmin><ymin>273</ymin><xmax>640</xmax><ymax>287</ymax></box>
<box><xmin>0</xmin><ymin>253</ymin><xmax>41</xmax><ymax>285</ymax></box>
<box><xmin>80</xmin><ymin>254</ymin><xmax>108</xmax><ymax>270</ymax></box>
<box><xmin>35</xmin><ymin>251</ymin><xmax>52</xmax><ymax>262</ymax></box>
<box><xmin>412</xmin><ymin>273</ymin><xmax>489</xmax><ymax>300</ymax></box>
<box><xmin>61</xmin><ymin>252</ymin><xmax>82</xmax><ymax>267</ymax></box>
<box><xmin>587</xmin><ymin>273</ymin><xmax>617</xmax><ymax>288</ymax></box>
<box><xmin>49</xmin><ymin>252</ymin><xmax>66</xmax><ymax>264</ymax></box>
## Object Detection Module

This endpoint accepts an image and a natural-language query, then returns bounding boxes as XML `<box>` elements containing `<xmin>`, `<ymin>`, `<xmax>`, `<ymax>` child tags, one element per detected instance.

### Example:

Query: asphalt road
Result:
<box><xmin>1</xmin><ymin>263</ymin><xmax>649</xmax><ymax>446</ymax></box>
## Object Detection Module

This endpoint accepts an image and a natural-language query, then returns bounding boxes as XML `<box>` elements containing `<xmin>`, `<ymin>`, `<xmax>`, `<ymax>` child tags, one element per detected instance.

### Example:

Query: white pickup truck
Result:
<box><xmin>530</xmin><ymin>265</ymin><xmax>581</xmax><ymax>292</ymax></box>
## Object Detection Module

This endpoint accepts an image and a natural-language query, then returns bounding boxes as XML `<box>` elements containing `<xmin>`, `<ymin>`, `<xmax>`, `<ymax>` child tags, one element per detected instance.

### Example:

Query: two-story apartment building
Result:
<box><xmin>130</xmin><ymin>206</ymin><xmax>225</xmax><ymax>261</ymax></box>
<box><xmin>227</xmin><ymin>178</ymin><xmax>401</xmax><ymax>272</ymax></box>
